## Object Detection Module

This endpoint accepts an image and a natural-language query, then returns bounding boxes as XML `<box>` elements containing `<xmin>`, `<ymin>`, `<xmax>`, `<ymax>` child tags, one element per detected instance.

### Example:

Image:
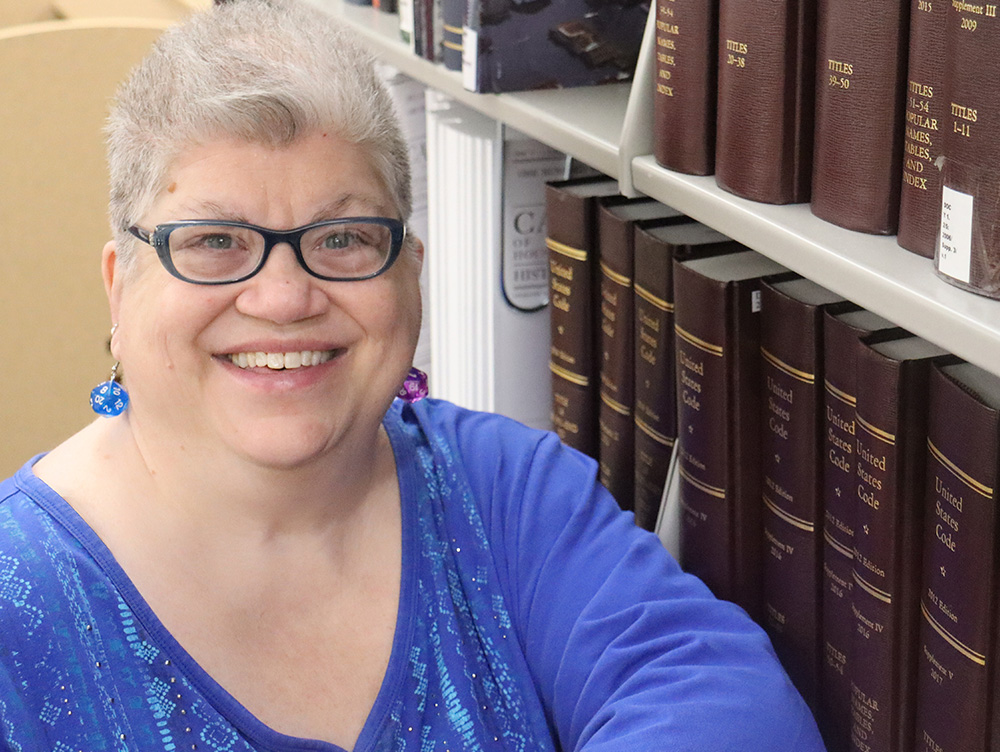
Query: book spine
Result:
<box><xmin>715</xmin><ymin>0</ymin><xmax>815</xmax><ymax>203</ymax></box>
<box><xmin>598</xmin><ymin>208</ymin><xmax>638</xmax><ymax>511</ymax></box>
<box><xmin>849</xmin><ymin>340</ymin><xmax>945</xmax><ymax>752</ymax></box>
<box><xmin>632</xmin><ymin>230</ymin><xmax>680</xmax><ymax>530</ymax></box>
<box><xmin>652</xmin><ymin>0</ymin><xmax>718</xmax><ymax>175</ymax></box>
<box><xmin>442</xmin><ymin>0</ymin><xmax>464</xmax><ymax>72</ymax></box>
<box><xmin>810</xmin><ymin>0</ymin><xmax>910</xmax><ymax>234</ymax></box>
<box><xmin>819</xmin><ymin>308</ymin><xmax>889</xmax><ymax>752</ymax></box>
<box><xmin>758</xmin><ymin>278</ymin><xmax>825</xmax><ymax>710</ymax></box>
<box><xmin>897</xmin><ymin>0</ymin><xmax>948</xmax><ymax>257</ymax></box>
<box><xmin>915</xmin><ymin>364</ymin><xmax>999</xmax><ymax>752</ymax></box>
<box><xmin>934</xmin><ymin>0</ymin><xmax>1000</xmax><ymax>297</ymax></box>
<box><xmin>674</xmin><ymin>261</ymin><xmax>765</xmax><ymax>619</ymax></box>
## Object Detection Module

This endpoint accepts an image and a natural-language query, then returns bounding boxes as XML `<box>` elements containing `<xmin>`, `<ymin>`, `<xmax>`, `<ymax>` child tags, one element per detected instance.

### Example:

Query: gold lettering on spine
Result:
<box><xmin>725</xmin><ymin>38</ymin><xmax>747</xmax><ymax>68</ymax></box>
<box><xmin>655</xmin><ymin>1</ymin><xmax>678</xmax><ymax>98</ymax></box>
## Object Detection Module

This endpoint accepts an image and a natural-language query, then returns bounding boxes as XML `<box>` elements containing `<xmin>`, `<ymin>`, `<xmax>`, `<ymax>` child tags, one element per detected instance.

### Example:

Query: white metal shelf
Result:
<box><xmin>315</xmin><ymin>0</ymin><xmax>1000</xmax><ymax>376</ymax></box>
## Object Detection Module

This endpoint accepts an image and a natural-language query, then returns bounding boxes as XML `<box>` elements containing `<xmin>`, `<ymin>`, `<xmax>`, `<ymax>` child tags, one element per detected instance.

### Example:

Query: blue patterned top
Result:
<box><xmin>0</xmin><ymin>399</ymin><xmax>826</xmax><ymax>751</ymax></box>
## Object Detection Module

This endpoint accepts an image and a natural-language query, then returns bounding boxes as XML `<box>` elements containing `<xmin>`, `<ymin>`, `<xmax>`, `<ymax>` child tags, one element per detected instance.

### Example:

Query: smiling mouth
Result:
<box><xmin>228</xmin><ymin>350</ymin><xmax>340</xmax><ymax>370</ymax></box>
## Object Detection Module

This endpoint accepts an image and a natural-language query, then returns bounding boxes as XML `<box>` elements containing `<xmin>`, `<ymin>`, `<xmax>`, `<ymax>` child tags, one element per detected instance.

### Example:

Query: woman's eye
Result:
<box><xmin>323</xmin><ymin>232</ymin><xmax>354</xmax><ymax>249</ymax></box>
<box><xmin>200</xmin><ymin>234</ymin><xmax>234</xmax><ymax>250</ymax></box>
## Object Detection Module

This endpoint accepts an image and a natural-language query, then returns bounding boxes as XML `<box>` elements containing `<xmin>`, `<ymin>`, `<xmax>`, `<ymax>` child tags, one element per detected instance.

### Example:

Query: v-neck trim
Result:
<box><xmin>14</xmin><ymin>404</ymin><xmax>418</xmax><ymax>752</ymax></box>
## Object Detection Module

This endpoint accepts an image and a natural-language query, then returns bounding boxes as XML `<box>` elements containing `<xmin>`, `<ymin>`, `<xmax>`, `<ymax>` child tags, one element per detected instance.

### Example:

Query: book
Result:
<box><xmin>597</xmin><ymin>198</ymin><xmax>687</xmax><ymax>512</ymax></box>
<box><xmin>632</xmin><ymin>221</ymin><xmax>740</xmax><ymax>530</ymax></box>
<box><xmin>810</xmin><ymin>0</ymin><xmax>910</xmax><ymax>234</ymax></box>
<box><xmin>441</xmin><ymin>0</ymin><xmax>464</xmax><ymax>70</ymax></box>
<box><xmin>896</xmin><ymin>0</ymin><xmax>948</xmax><ymax>257</ymax></box>
<box><xmin>915</xmin><ymin>361</ymin><xmax>1000</xmax><ymax>752</ymax></box>
<box><xmin>373</xmin><ymin>0</ymin><xmax>397</xmax><ymax>12</ymax></box>
<box><xmin>758</xmin><ymin>275</ymin><xmax>845</xmax><ymax>711</ymax></box>
<box><xmin>461</xmin><ymin>0</ymin><xmax>649</xmax><ymax>93</ymax></box>
<box><xmin>546</xmin><ymin>175</ymin><xmax>621</xmax><ymax>458</ymax></box>
<box><xmin>934</xmin><ymin>0</ymin><xmax>1000</xmax><ymax>298</ymax></box>
<box><xmin>714</xmin><ymin>0</ymin><xmax>815</xmax><ymax>204</ymax></box>
<box><xmin>850</xmin><ymin>332</ymin><xmax>956</xmax><ymax>752</ymax></box>
<box><xmin>651</xmin><ymin>0</ymin><xmax>718</xmax><ymax>175</ymax></box>
<box><xmin>673</xmin><ymin>249</ymin><xmax>787</xmax><ymax>619</ymax></box>
<box><xmin>818</xmin><ymin>305</ymin><xmax>897</xmax><ymax>752</ymax></box>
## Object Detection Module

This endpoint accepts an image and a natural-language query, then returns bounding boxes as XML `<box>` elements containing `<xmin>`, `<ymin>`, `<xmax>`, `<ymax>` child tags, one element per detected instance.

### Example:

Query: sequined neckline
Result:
<box><xmin>15</xmin><ymin>409</ymin><xmax>419</xmax><ymax>752</ymax></box>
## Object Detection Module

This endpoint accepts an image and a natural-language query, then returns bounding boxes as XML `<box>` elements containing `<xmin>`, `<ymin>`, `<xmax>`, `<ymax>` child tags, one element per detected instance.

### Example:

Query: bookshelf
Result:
<box><xmin>308</xmin><ymin>0</ymin><xmax>1000</xmax><ymax>378</ymax></box>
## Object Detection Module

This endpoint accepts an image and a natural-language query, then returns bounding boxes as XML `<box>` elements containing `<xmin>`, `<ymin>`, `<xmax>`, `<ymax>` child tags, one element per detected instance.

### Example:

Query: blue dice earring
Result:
<box><xmin>90</xmin><ymin>325</ymin><xmax>130</xmax><ymax>417</ymax></box>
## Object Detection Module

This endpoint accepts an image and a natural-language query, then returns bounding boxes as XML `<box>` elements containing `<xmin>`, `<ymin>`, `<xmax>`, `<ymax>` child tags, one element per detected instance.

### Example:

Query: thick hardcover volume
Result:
<box><xmin>632</xmin><ymin>222</ymin><xmax>739</xmax><ymax>530</ymax></box>
<box><xmin>714</xmin><ymin>0</ymin><xmax>815</xmax><ymax>204</ymax></box>
<box><xmin>546</xmin><ymin>177</ymin><xmax>621</xmax><ymax>458</ymax></box>
<box><xmin>934</xmin><ymin>3</ymin><xmax>1000</xmax><ymax>297</ymax></box>
<box><xmin>896</xmin><ymin>0</ymin><xmax>948</xmax><ymax>257</ymax></box>
<box><xmin>652</xmin><ymin>0</ymin><xmax>718</xmax><ymax>175</ymax></box>
<box><xmin>915</xmin><ymin>362</ymin><xmax>1000</xmax><ymax>752</ymax></box>
<box><xmin>441</xmin><ymin>0</ymin><xmax>463</xmax><ymax>70</ymax></box>
<box><xmin>673</xmin><ymin>250</ymin><xmax>788</xmax><ymax>620</ymax></box>
<box><xmin>810</xmin><ymin>0</ymin><xmax>910</xmax><ymax>234</ymax></box>
<box><xmin>819</xmin><ymin>306</ymin><xmax>897</xmax><ymax>752</ymax></box>
<box><xmin>598</xmin><ymin>199</ymin><xmax>687</xmax><ymax>511</ymax></box>
<box><xmin>461</xmin><ymin>0</ymin><xmax>649</xmax><ymax>93</ymax></box>
<box><xmin>850</xmin><ymin>334</ymin><xmax>956</xmax><ymax>752</ymax></box>
<box><xmin>759</xmin><ymin>276</ymin><xmax>845</xmax><ymax>711</ymax></box>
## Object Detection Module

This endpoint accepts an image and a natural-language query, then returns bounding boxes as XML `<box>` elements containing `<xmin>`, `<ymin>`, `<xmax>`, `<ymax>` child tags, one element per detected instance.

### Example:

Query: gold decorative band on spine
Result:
<box><xmin>921</xmin><ymin>600</ymin><xmax>987</xmax><ymax>666</ymax></box>
<box><xmin>549</xmin><ymin>362</ymin><xmax>589</xmax><ymax>387</ymax></box>
<box><xmin>674</xmin><ymin>324</ymin><xmax>723</xmax><ymax>357</ymax></box>
<box><xmin>600</xmin><ymin>392</ymin><xmax>631</xmax><ymax>416</ymax></box>
<box><xmin>823</xmin><ymin>528</ymin><xmax>854</xmax><ymax>560</ymax></box>
<box><xmin>599</xmin><ymin>260</ymin><xmax>631</xmax><ymax>287</ymax></box>
<box><xmin>927</xmin><ymin>439</ymin><xmax>994</xmax><ymax>498</ymax></box>
<box><xmin>677</xmin><ymin>465</ymin><xmax>726</xmax><ymax>499</ymax></box>
<box><xmin>856</xmin><ymin>413</ymin><xmax>896</xmax><ymax>446</ymax></box>
<box><xmin>635</xmin><ymin>416</ymin><xmax>676</xmax><ymax>446</ymax></box>
<box><xmin>443</xmin><ymin>23</ymin><xmax>463</xmax><ymax>33</ymax></box>
<box><xmin>762</xmin><ymin>493</ymin><xmax>815</xmax><ymax>532</ymax></box>
<box><xmin>760</xmin><ymin>347</ymin><xmax>815</xmax><ymax>384</ymax></box>
<box><xmin>853</xmin><ymin>569</ymin><xmax>892</xmax><ymax>604</ymax></box>
<box><xmin>546</xmin><ymin>237</ymin><xmax>587</xmax><ymax>261</ymax></box>
<box><xmin>442</xmin><ymin>40</ymin><xmax>463</xmax><ymax>50</ymax></box>
<box><xmin>634</xmin><ymin>283</ymin><xmax>673</xmax><ymax>312</ymax></box>
<box><xmin>824</xmin><ymin>379</ymin><xmax>857</xmax><ymax>408</ymax></box>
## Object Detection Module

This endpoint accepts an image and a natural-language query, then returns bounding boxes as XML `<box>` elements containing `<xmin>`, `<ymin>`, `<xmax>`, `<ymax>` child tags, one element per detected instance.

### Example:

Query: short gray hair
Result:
<box><xmin>106</xmin><ymin>0</ymin><xmax>412</xmax><ymax>265</ymax></box>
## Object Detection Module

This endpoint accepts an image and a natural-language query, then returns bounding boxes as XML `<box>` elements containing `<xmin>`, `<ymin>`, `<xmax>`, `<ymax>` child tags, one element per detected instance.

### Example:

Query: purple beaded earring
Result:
<box><xmin>397</xmin><ymin>367</ymin><xmax>429</xmax><ymax>403</ymax></box>
<box><xmin>90</xmin><ymin>325</ymin><xmax>130</xmax><ymax>417</ymax></box>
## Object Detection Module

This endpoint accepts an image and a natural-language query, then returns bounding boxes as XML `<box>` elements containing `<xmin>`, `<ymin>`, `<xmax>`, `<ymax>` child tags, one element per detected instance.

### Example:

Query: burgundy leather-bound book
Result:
<box><xmin>934</xmin><ymin>4</ymin><xmax>1000</xmax><ymax>297</ymax></box>
<box><xmin>545</xmin><ymin>176</ymin><xmax>621</xmax><ymax>459</ymax></box>
<box><xmin>810</xmin><ymin>0</ymin><xmax>910</xmax><ymax>234</ymax></box>
<box><xmin>632</xmin><ymin>221</ymin><xmax>739</xmax><ymax>531</ymax></box>
<box><xmin>818</xmin><ymin>305</ymin><xmax>896</xmax><ymax>752</ymax></box>
<box><xmin>597</xmin><ymin>198</ymin><xmax>687</xmax><ymax>512</ymax></box>
<box><xmin>896</xmin><ymin>0</ymin><xmax>947</xmax><ymax>257</ymax></box>
<box><xmin>673</xmin><ymin>250</ymin><xmax>787</xmax><ymax>621</ymax></box>
<box><xmin>758</xmin><ymin>276</ymin><xmax>845</xmax><ymax>711</ymax></box>
<box><xmin>915</xmin><ymin>361</ymin><xmax>1000</xmax><ymax>752</ymax></box>
<box><xmin>652</xmin><ymin>0</ymin><xmax>718</xmax><ymax>175</ymax></box>
<box><xmin>714</xmin><ymin>0</ymin><xmax>815</xmax><ymax>204</ymax></box>
<box><xmin>851</xmin><ymin>333</ymin><xmax>957</xmax><ymax>752</ymax></box>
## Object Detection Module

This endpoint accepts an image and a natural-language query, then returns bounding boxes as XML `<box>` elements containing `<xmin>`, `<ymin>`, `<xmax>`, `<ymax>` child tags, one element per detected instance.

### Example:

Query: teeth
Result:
<box><xmin>229</xmin><ymin>350</ymin><xmax>334</xmax><ymax>370</ymax></box>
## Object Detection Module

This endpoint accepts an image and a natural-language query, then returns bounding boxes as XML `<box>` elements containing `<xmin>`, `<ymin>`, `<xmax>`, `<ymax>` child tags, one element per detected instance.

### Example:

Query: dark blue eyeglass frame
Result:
<box><xmin>127</xmin><ymin>217</ymin><xmax>406</xmax><ymax>285</ymax></box>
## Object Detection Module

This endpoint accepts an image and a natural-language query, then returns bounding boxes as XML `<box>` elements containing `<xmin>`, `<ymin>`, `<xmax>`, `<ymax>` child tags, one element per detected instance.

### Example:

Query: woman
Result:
<box><xmin>0</xmin><ymin>2</ymin><xmax>826</xmax><ymax>750</ymax></box>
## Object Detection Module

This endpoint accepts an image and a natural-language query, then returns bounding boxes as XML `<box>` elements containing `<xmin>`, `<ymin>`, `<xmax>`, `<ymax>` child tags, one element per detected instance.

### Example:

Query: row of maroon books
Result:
<box><xmin>652</xmin><ymin>0</ymin><xmax>1000</xmax><ymax>298</ymax></box>
<box><xmin>547</xmin><ymin>174</ymin><xmax>1000</xmax><ymax>752</ymax></box>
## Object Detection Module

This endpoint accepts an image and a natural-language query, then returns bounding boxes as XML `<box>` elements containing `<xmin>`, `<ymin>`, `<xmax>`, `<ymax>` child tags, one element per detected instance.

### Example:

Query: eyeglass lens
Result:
<box><xmin>167</xmin><ymin>221</ymin><xmax>395</xmax><ymax>282</ymax></box>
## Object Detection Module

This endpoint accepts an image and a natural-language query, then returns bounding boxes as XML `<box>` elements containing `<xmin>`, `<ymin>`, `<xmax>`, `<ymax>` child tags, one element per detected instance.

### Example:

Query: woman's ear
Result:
<box><xmin>102</xmin><ymin>240</ymin><xmax>122</xmax><ymax>323</ymax></box>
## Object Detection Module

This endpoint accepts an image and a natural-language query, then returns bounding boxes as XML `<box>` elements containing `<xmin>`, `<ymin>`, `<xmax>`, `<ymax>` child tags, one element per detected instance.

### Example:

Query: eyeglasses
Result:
<box><xmin>127</xmin><ymin>217</ymin><xmax>406</xmax><ymax>285</ymax></box>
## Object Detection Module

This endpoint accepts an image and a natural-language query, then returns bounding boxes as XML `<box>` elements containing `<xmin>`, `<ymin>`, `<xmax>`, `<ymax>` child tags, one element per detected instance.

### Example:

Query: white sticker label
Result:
<box><xmin>462</xmin><ymin>28</ymin><xmax>479</xmax><ymax>91</ymax></box>
<box><xmin>938</xmin><ymin>186</ymin><xmax>974</xmax><ymax>284</ymax></box>
<box><xmin>751</xmin><ymin>289</ymin><xmax>762</xmax><ymax>313</ymax></box>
